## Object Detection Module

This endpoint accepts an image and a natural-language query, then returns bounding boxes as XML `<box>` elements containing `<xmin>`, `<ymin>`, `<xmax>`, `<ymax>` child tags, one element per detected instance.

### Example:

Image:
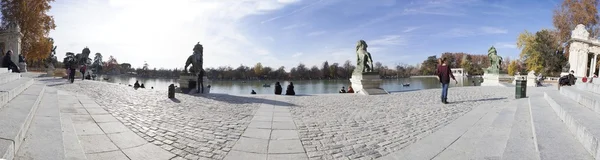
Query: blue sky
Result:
<box><xmin>49</xmin><ymin>0</ymin><xmax>558</xmax><ymax>71</ymax></box>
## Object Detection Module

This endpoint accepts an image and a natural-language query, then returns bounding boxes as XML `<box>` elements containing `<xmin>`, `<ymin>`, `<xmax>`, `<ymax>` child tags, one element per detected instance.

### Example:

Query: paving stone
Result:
<box><xmin>272</xmin><ymin>121</ymin><xmax>297</xmax><ymax>130</ymax></box>
<box><xmin>71</xmin><ymin>115</ymin><xmax>94</xmax><ymax>123</ymax></box>
<box><xmin>82</xmin><ymin>103</ymin><xmax>103</xmax><ymax>108</ymax></box>
<box><xmin>273</xmin><ymin>116</ymin><xmax>294</xmax><ymax>122</ymax></box>
<box><xmin>231</xmin><ymin>137</ymin><xmax>269</xmax><ymax>153</ymax></box>
<box><xmin>184</xmin><ymin>154</ymin><xmax>200</xmax><ymax>160</ymax></box>
<box><xmin>107</xmin><ymin>131</ymin><xmax>148</xmax><ymax>149</ymax></box>
<box><xmin>255</xmin><ymin>111</ymin><xmax>273</xmax><ymax>116</ymax></box>
<box><xmin>271</xmin><ymin>130</ymin><xmax>300</xmax><ymax>140</ymax></box>
<box><xmin>251</xmin><ymin>116</ymin><xmax>273</xmax><ymax>122</ymax></box>
<box><xmin>122</xmin><ymin>143</ymin><xmax>176</xmax><ymax>160</ymax></box>
<box><xmin>268</xmin><ymin>153</ymin><xmax>309</xmax><ymax>160</ymax></box>
<box><xmin>91</xmin><ymin>114</ymin><xmax>119</xmax><ymax>123</ymax></box>
<box><xmin>87</xmin><ymin>108</ymin><xmax>109</xmax><ymax>115</ymax></box>
<box><xmin>224</xmin><ymin>150</ymin><xmax>266</xmax><ymax>160</ymax></box>
<box><xmin>73</xmin><ymin>122</ymin><xmax>105</xmax><ymax>135</ymax></box>
<box><xmin>248</xmin><ymin>121</ymin><xmax>272</xmax><ymax>129</ymax></box>
<box><xmin>98</xmin><ymin>121</ymin><xmax>131</xmax><ymax>134</ymax></box>
<box><xmin>268</xmin><ymin>139</ymin><xmax>305</xmax><ymax>154</ymax></box>
<box><xmin>241</xmin><ymin>128</ymin><xmax>271</xmax><ymax>139</ymax></box>
<box><xmin>274</xmin><ymin>112</ymin><xmax>292</xmax><ymax>117</ymax></box>
<box><xmin>79</xmin><ymin>134</ymin><xmax>119</xmax><ymax>153</ymax></box>
<box><xmin>86</xmin><ymin>150</ymin><xmax>129</xmax><ymax>160</ymax></box>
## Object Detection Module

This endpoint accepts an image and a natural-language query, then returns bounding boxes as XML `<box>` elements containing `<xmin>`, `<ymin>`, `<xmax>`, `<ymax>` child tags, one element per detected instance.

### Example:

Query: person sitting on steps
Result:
<box><xmin>285</xmin><ymin>82</ymin><xmax>295</xmax><ymax>95</ymax></box>
<box><xmin>251</xmin><ymin>90</ymin><xmax>257</xmax><ymax>94</ymax></box>
<box><xmin>134</xmin><ymin>80</ymin><xmax>140</xmax><ymax>89</ymax></box>
<box><xmin>339</xmin><ymin>87</ymin><xmax>346</xmax><ymax>93</ymax></box>
<box><xmin>140</xmin><ymin>83</ymin><xmax>145</xmax><ymax>88</ymax></box>
<box><xmin>347</xmin><ymin>86</ymin><xmax>354</xmax><ymax>93</ymax></box>
<box><xmin>2</xmin><ymin>50</ymin><xmax>20</xmax><ymax>73</ymax></box>
<box><xmin>274</xmin><ymin>82</ymin><xmax>282</xmax><ymax>95</ymax></box>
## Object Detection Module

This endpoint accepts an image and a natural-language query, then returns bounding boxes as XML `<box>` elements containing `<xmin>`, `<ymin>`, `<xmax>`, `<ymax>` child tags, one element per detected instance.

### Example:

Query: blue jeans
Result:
<box><xmin>441</xmin><ymin>83</ymin><xmax>449</xmax><ymax>100</ymax></box>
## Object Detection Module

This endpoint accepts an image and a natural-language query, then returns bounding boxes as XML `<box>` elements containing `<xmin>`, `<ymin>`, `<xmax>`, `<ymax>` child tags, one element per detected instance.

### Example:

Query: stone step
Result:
<box><xmin>378</xmin><ymin>101</ymin><xmax>502</xmax><ymax>160</ymax></box>
<box><xmin>575</xmin><ymin>82</ymin><xmax>600</xmax><ymax>95</ymax></box>
<box><xmin>14</xmin><ymin>87</ymin><xmax>74</xmax><ymax>160</ymax></box>
<box><xmin>530</xmin><ymin>95</ymin><xmax>592</xmax><ymax>160</ymax></box>
<box><xmin>0</xmin><ymin>83</ymin><xmax>45</xmax><ymax>160</ymax></box>
<box><xmin>0</xmin><ymin>77</ymin><xmax>34</xmax><ymax>110</ymax></box>
<box><xmin>432</xmin><ymin>101</ymin><xmax>505</xmax><ymax>160</ymax></box>
<box><xmin>560</xmin><ymin>86</ymin><xmax>600</xmax><ymax>117</ymax></box>
<box><xmin>501</xmin><ymin>97</ymin><xmax>539</xmax><ymax>160</ymax></box>
<box><xmin>544</xmin><ymin>91</ymin><xmax>600</xmax><ymax>159</ymax></box>
<box><xmin>0</xmin><ymin>73</ymin><xmax>21</xmax><ymax>86</ymax></box>
<box><xmin>472</xmin><ymin>100</ymin><xmax>518</xmax><ymax>159</ymax></box>
<box><xmin>0</xmin><ymin>68</ymin><xmax>9</xmax><ymax>75</ymax></box>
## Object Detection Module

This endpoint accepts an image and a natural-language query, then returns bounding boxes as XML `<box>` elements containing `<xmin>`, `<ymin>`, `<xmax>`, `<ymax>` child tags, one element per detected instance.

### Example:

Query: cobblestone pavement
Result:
<box><xmin>285</xmin><ymin>87</ymin><xmax>514</xmax><ymax>160</ymax></box>
<box><xmin>44</xmin><ymin>78</ymin><xmax>515</xmax><ymax>160</ymax></box>
<box><xmin>50</xmin><ymin>80</ymin><xmax>266</xmax><ymax>160</ymax></box>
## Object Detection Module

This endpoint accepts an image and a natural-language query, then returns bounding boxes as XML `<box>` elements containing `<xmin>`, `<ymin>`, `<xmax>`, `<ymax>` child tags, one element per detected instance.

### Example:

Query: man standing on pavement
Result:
<box><xmin>436</xmin><ymin>57</ymin><xmax>458</xmax><ymax>104</ymax></box>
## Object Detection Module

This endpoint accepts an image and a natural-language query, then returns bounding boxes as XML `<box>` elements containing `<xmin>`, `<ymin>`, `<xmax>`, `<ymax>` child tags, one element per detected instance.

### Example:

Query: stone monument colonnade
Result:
<box><xmin>569</xmin><ymin>24</ymin><xmax>600</xmax><ymax>77</ymax></box>
<box><xmin>0</xmin><ymin>23</ymin><xmax>23</xmax><ymax>67</ymax></box>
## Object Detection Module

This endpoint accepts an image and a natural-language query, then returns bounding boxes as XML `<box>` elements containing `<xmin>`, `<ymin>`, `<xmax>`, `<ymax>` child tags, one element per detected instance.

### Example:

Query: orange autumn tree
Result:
<box><xmin>1</xmin><ymin>0</ymin><xmax>56</xmax><ymax>64</ymax></box>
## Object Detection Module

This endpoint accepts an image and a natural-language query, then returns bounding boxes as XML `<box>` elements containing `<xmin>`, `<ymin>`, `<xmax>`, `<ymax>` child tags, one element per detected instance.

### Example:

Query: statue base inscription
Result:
<box><xmin>350</xmin><ymin>72</ymin><xmax>388</xmax><ymax>95</ymax></box>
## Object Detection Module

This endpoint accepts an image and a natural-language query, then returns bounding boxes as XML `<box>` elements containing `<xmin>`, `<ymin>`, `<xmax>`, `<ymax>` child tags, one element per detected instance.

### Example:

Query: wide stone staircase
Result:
<box><xmin>543</xmin><ymin>80</ymin><xmax>600</xmax><ymax>160</ymax></box>
<box><xmin>381</xmin><ymin>84</ymin><xmax>600</xmax><ymax>160</ymax></box>
<box><xmin>0</xmin><ymin>69</ymin><xmax>87</xmax><ymax>160</ymax></box>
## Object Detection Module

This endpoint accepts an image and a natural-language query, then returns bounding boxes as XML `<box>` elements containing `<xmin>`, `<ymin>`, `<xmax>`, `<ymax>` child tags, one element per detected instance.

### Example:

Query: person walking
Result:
<box><xmin>436</xmin><ymin>57</ymin><xmax>457</xmax><ymax>104</ymax></box>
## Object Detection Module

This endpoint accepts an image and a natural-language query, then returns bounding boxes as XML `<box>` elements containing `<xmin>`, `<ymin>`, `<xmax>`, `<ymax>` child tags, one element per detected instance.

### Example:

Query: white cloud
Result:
<box><xmin>434</xmin><ymin>27</ymin><xmax>508</xmax><ymax>38</ymax></box>
<box><xmin>282</xmin><ymin>23</ymin><xmax>306</xmax><ymax>30</ymax></box>
<box><xmin>49</xmin><ymin>0</ymin><xmax>297</xmax><ymax>69</ymax></box>
<box><xmin>292</xmin><ymin>52</ymin><xmax>304</xmax><ymax>58</ymax></box>
<box><xmin>368</xmin><ymin>35</ymin><xmax>407</xmax><ymax>46</ymax></box>
<box><xmin>261</xmin><ymin>0</ymin><xmax>323</xmax><ymax>24</ymax></box>
<box><xmin>402</xmin><ymin>26</ymin><xmax>421</xmax><ymax>33</ymax></box>
<box><xmin>307</xmin><ymin>31</ymin><xmax>327</xmax><ymax>36</ymax></box>
<box><xmin>495</xmin><ymin>42</ymin><xmax>517</xmax><ymax>49</ymax></box>
<box><xmin>480</xmin><ymin>26</ymin><xmax>508</xmax><ymax>34</ymax></box>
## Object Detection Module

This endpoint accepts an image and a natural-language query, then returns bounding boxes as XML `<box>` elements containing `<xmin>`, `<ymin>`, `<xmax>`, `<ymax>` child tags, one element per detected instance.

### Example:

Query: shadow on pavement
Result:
<box><xmin>170</xmin><ymin>98</ymin><xmax>181</xmax><ymax>103</ymax></box>
<box><xmin>450</xmin><ymin>97</ymin><xmax>508</xmax><ymax>104</ymax></box>
<box><xmin>190</xmin><ymin>93</ymin><xmax>297</xmax><ymax>106</ymax></box>
<box><xmin>388</xmin><ymin>89</ymin><xmax>422</xmax><ymax>93</ymax></box>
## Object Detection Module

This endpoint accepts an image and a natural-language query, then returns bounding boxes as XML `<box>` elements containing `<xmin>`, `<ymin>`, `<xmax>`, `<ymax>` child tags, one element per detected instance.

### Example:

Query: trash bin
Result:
<box><xmin>516</xmin><ymin>80</ymin><xmax>527</xmax><ymax>99</ymax></box>
<box><xmin>168</xmin><ymin>84</ymin><xmax>175</xmax><ymax>98</ymax></box>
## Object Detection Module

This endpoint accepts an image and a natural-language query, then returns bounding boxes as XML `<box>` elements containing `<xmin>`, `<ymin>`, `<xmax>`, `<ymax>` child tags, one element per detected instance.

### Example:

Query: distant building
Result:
<box><xmin>120</xmin><ymin>63</ymin><xmax>131</xmax><ymax>70</ymax></box>
<box><xmin>451</xmin><ymin>68</ymin><xmax>468</xmax><ymax>77</ymax></box>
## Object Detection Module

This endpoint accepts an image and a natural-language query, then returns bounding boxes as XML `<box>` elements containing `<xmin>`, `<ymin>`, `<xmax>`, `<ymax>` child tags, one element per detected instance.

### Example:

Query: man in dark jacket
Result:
<box><xmin>2</xmin><ymin>50</ymin><xmax>20</xmax><ymax>73</ymax></box>
<box><xmin>436</xmin><ymin>57</ymin><xmax>457</xmax><ymax>104</ymax></box>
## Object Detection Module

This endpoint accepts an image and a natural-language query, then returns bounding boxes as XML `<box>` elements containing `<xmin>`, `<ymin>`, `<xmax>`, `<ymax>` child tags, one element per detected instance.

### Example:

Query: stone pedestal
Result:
<box><xmin>350</xmin><ymin>72</ymin><xmax>388</xmax><ymax>95</ymax></box>
<box><xmin>18</xmin><ymin>62</ymin><xmax>26</xmax><ymax>72</ymax></box>
<box><xmin>179</xmin><ymin>75</ymin><xmax>210</xmax><ymax>93</ymax></box>
<box><xmin>46</xmin><ymin>66</ymin><xmax>55</xmax><ymax>77</ymax></box>
<box><xmin>512</xmin><ymin>75</ymin><xmax>526</xmax><ymax>85</ymax></box>
<box><xmin>481</xmin><ymin>73</ymin><xmax>501</xmax><ymax>86</ymax></box>
<box><xmin>526</xmin><ymin>70</ymin><xmax>537</xmax><ymax>87</ymax></box>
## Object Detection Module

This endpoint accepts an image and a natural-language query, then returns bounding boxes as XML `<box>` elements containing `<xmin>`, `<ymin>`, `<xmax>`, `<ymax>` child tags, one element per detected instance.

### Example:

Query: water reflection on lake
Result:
<box><xmin>95</xmin><ymin>75</ymin><xmax>481</xmax><ymax>95</ymax></box>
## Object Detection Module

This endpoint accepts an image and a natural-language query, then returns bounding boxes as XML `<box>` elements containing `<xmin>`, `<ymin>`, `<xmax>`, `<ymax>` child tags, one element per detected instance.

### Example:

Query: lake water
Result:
<box><xmin>95</xmin><ymin>75</ymin><xmax>483</xmax><ymax>95</ymax></box>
